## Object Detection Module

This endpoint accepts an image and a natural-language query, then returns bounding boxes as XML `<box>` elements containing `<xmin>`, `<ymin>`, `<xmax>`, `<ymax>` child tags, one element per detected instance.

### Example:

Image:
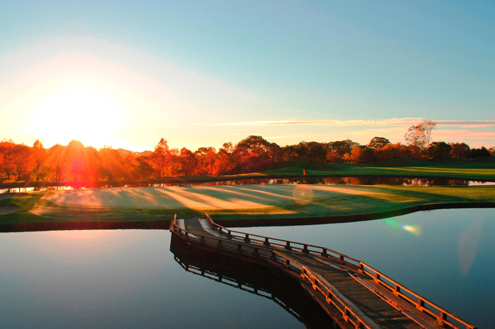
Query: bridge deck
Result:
<box><xmin>171</xmin><ymin>216</ymin><xmax>475</xmax><ymax>329</ymax></box>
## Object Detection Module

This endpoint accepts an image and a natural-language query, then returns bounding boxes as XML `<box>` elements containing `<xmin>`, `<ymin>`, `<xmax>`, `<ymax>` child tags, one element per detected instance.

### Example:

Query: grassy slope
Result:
<box><xmin>1</xmin><ymin>184</ymin><xmax>494</xmax><ymax>225</ymax></box>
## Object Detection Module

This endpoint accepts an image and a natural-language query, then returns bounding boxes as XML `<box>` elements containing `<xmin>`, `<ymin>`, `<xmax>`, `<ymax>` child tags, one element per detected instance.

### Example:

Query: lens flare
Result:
<box><xmin>292</xmin><ymin>185</ymin><xmax>314</xmax><ymax>205</ymax></box>
<box><xmin>385</xmin><ymin>220</ymin><xmax>422</xmax><ymax>237</ymax></box>
<box><xmin>458</xmin><ymin>218</ymin><xmax>483</xmax><ymax>277</ymax></box>
<box><xmin>402</xmin><ymin>225</ymin><xmax>422</xmax><ymax>237</ymax></box>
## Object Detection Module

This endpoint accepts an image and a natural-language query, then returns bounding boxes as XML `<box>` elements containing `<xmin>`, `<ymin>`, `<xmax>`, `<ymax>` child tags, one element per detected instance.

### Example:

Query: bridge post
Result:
<box><xmin>321</xmin><ymin>249</ymin><xmax>328</xmax><ymax>258</ymax></box>
<box><xmin>437</xmin><ymin>311</ymin><xmax>446</xmax><ymax>325</ymax></box>
<box><xmin>302</xmin><ymin>244</ymin><xmax>309</xmax><ymax>253</ymax></box>
<box><xmin>416</xmin><ymin>298</ymin><xmax>424</xmax><ymax>311</ymax></box>
<box><xmin>264</xmin><ymin>237</ymin><xmax>270</xmax><ymax>246</ymax></box>
<box><xmin>393</xmin><ymin>284</ymin><xmax>400</xmax><ymax>296</ymax></box>
<box><xmin>343</xmin><ymin>307</ymin><xmax>350</xmax><ymax>322</ymax></box>
<box><xmin>285</xmin><ymin>241</ymin><xmax>292</xmax><ymax>250</ymax></box>
<box><xmin>244</xmin><ymin>234</ymin><xmax>250</xmax><ymax>243</ymax></box>
<box><xmin>227</xmin><ymin>230</ymin><xmax>232</xmax><ymax>239</ymax></box>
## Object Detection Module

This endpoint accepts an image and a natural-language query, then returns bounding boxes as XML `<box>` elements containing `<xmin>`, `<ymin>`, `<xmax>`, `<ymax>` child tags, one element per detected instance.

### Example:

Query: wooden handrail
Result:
<box><xmin>171</xmin><ymin>217</ymin><xmax>379</xmax><ymax>329</ymax></box>
<box><xmin>176</xmin><ymin>215</ymin><xmax>476</xmax><ymax>329</ymax></box>
<box><xmin>358</xmin><ymin>262</ymin><xmax>476</xmax><ymax>329</ymax></box>
<box><xmin>204</xmin><ymin>213</ymin><xmax>361</xmax><ymax>266</ymax></box>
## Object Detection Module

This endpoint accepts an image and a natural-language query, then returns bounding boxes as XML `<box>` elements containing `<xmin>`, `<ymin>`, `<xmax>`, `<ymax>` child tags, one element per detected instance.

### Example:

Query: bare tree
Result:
<box><xmin>404</xmin><ymin>120</ymin><xmax>436</xmax><ymax>149</ymax></box>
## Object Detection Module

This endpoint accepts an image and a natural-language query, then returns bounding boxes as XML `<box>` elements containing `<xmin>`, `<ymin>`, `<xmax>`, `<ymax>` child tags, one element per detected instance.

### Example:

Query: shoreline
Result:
<box><xmin>1</xmin><ymin>201</ymin><xmax>494</xmax><ymax>233</ymax></box>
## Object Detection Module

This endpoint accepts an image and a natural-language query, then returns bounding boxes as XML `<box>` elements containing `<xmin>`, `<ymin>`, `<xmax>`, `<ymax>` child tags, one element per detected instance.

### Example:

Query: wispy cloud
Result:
<box><xmin>203</xmin><ymin>118</ymin><xmax>495</xmax><ymax>128</ymax></box>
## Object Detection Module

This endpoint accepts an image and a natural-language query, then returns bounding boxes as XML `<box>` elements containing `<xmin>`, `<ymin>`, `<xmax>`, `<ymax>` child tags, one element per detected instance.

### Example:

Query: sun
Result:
<box><xmin>31</xmin><ymin>87</ymin><xmax>122</xmax><ymax>148</ymax></box>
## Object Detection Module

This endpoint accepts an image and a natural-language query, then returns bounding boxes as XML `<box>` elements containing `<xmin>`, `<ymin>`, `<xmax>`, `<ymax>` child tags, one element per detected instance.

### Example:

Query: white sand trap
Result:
<box><xmin>40</xmin><ymin>185</ymin><xmax>373</xmax><ymax>211</ymax></box>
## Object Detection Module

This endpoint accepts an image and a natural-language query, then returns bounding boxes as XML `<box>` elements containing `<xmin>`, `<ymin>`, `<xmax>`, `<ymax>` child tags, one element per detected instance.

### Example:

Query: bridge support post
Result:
<box><xmin>264</xmin><ymin>237</ymin><xmax>270</xmax><ymax>246</ymax></box>
<box><xmin>374</xmin><ymin>273</ymin><xmax>380</xmax><ymax>283</ymax></box>
<box><xmin>416</xmin><ymin>298</ymin><xmax>424</xmax><ymax>311</ymax></box>
<box><xmin>285</xmin><ymin>241</ymin><xmax>292</xmax><ymax>250</ymax></box>
<box><xmin>302</xmin><ymin>245</ymin><xmax>309</xmax><ymax>253</ymax></box>
<box><xmin>244</xmin><ymin>234</ymin><xmax>250</xmax><ymax>243</ymax></box>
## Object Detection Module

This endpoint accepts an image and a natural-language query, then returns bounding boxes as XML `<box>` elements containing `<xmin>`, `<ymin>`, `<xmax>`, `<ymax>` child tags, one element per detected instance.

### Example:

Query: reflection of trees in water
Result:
<box><xmin>170</xmin><ymin>234</ymin><xmax>333</xmax><ymax>329</ymax></box>
<box><xmin>200</xmin><ymin>177</ymin><xmax>475</xmax><ymax>186</ymax></box>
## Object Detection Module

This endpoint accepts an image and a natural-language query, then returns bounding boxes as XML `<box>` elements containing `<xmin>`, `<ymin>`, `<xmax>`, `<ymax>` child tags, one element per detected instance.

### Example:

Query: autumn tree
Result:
<box><xmin>368</xmin><ymin>137</ymin><xmax>390</xmax><ymax>149</ymax></box>
<box><xmin>306</xmin><ymin>142</ymin><xmax>327</xmax><ymax>164</ymax></box>
<box><xmin>0</xmin><ymin>139</ymin><xmax>16</xmax><ymax>181</ymax></box>
<box><xmin>178</xmin><ymin>147</ymin><xmax>197</xmax><ymax>176</ymax></box>
<box><xmin>152</xmin><ymin>138</ymin><xmax>170</xmax><ymax>178</ymax></box>
<box><xmin>428</xmin><ymin>142</ymin><xmax>452</xmax><ymax>161</ymax></box>
<box><xmin>404</xmin><ymin>120</ymin><xmax>436</xmax><ymax>150</ymax></box>
<box><xmin>327</xmin><ymin>139</ymin><xmax>359</xmax><ymax>162</ymax></box>
<box><xmin>213</xmin><ymin>143</ymin><xmax>235</xmax><ymax>175</ymax></box>
<box><xmin>45</xmin><ymin>144</ymin><xmax>67</xmax><ymax>182</ymax></box>
<box><xmin>132</xmin><ymin>155</ymin><xmax>154</xmax><ymax>179</ymax></box>
<box><xmin>470</xmin><ymin>147</ymin><xmax>491</xmax><ymax>158</ymax></box>
<box><xmin>98</xmin><ymin>147</ymin><xmax>128</xmax><ymax>181</ymax></box>
<box><xmin>194</xmin><ymin>147</ymin><xmax>216</xmax><ymax>175</ymax></box>
<box><xmin>449</xmin><ymin>143</ymin><xmax>471</xmax><ymax>159</ymax></box>
<box><xmin>31</xmin><ymin>140</ymin><xmax>47</xmax><ymax>182</ymax></box>
<box><xmin>343</xmin><ymin>145</ymin><xmax>375</xmax><ymax>164</ymax></box>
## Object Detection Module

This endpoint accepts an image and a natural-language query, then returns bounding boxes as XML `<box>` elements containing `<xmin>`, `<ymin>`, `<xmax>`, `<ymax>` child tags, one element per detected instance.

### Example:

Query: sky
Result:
<box><xmin>1</xmin><ymin>1</ymin><xmax>494</xmax><ymax>152</ymax></box>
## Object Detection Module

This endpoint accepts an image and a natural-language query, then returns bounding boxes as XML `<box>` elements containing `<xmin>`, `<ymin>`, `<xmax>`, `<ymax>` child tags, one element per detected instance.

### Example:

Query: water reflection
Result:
<box><xmin>0</xmin><ymin>230</ymin><xmax>303</xmax><ymax>329</ymax></box>
<box><xmin>198</xmin><ymin>177</ymin><xmax>494</xmax><ymax>187</ymax></box>
<box><xmin>241</xmin><ymin>209</ymin><xmax>495</xmax><ymax>328</ymax></box>
<box><xmin>3</xmin><ymin>177</ymin><xmax>492</xmax><ymax>194</ymax></box>
<box><xmin>170</xmin><ymin>234</ymin><xmax>331</xmax><ymax>329</ymax></box>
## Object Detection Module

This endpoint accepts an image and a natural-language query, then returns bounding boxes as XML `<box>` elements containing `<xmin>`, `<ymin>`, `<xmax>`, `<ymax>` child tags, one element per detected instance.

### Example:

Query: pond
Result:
<box><xmin>2</xmin><ymin>176</ymin><xmax>494</xmax><ymax>194</ymax></box>
<box><xmin>0</xmin><ymin>208</ymin><xmax>493</xmax><ymax>328</ymax></box>
<box><xmin>242</xmin><ymin>208</ymin><xmax>495</xmax><ymax>328</ymax></box>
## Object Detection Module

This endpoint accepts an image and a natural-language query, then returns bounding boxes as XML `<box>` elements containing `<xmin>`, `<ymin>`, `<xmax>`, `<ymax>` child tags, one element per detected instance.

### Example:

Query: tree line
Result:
<box><xmin>0</xmin><ymin>121</ymin><xmax>493</xmax><ymax>183</ymax></box>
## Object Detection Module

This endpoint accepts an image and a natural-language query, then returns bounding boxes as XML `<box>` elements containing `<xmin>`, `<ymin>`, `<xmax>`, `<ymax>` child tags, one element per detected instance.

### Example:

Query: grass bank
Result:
<box><xmin>261</xmin><ymin>159</ymin><xmax>495</xmax><ymax>181</ymax></box>
<box><xmin>1</xmin><ymin>184</ymin><xmax>494</xmax><ymax>231</ymax></box>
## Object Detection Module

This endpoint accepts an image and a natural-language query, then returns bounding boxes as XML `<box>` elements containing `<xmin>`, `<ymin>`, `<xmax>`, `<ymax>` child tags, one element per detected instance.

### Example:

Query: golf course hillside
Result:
<box><xmin>1</xmin><ymin>183</ymin><xmax>495</xmax><ymax>230</ymax></box>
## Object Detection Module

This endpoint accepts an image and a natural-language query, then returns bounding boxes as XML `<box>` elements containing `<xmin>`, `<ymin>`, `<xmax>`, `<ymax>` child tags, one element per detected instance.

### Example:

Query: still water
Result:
<box><xmin>0</xmin><ymin>209</ymin><xmax>493</xmax><ymax>328</ymax></box>
<box><xmin>243</xmin><ymin>208</ymin><xmax>495</xmax><ymax>328</ymax></box>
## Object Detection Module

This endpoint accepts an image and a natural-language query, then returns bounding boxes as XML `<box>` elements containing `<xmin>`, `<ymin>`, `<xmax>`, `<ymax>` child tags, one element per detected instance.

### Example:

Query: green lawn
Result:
<box><xmin>260</xmin><ymin>159</ymin><xmax>495</xmax><ymax>181</ymax></box>
<box><xmin>1</xmin><ymin>184</ymin><xmax>494</xmax><ymax>227</ymax></box>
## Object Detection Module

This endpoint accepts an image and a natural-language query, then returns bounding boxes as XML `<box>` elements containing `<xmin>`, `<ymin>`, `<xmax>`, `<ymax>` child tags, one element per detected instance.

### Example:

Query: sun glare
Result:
<box><xmin>31</xmin><ymin>87</ymin><xmax>122</xmax><ymax>148</ymax></box>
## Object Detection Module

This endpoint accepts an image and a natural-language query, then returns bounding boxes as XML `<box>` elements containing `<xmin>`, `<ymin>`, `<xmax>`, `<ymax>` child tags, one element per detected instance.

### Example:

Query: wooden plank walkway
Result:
<box><xmin>170</xmin><ymin>214</ymin><xmax>476</xmax><ymax>329</ymax></box>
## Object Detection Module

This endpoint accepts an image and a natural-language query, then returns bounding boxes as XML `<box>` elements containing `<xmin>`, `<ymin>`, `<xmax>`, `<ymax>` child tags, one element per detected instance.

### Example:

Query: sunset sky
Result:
<box><xmin>1</xmin><ymin>1</ymin><xmax>494</xmax><ymax>152</ymax></box>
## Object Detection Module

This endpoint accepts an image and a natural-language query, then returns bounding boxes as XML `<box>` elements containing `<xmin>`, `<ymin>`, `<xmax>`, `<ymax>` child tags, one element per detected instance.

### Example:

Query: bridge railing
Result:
<box><xmin>204</xmin><ymin>213</ymin><xmax>361</xmax><ymax>266</ymax></box>
<box><xmin>202</xmin><ymin>213</ymin><xmax>476</xmax><ymax>329</ymax></box>
<box><xmin>357</xmin><ymin>262</ymin><xmax>476</xmax><ymax>329</ymax></box>
<box><xmin>171</xmin><ymin>215</ymin><xmax>380</xmax><ymax>329</ymax></box>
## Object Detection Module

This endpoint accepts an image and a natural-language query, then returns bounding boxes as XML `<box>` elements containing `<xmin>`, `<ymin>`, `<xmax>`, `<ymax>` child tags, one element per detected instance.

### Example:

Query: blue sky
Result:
<box><xmin>1</xmin><ymin>1</ymin><xmax>494</xmax><ymax>151</ymax></box>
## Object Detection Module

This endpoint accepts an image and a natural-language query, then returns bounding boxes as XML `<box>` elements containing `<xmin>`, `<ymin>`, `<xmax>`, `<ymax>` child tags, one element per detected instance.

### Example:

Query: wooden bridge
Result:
<box><xmin>170</xmin><ymin>214</ymin><xmax>476</xmax><ymax>329</ymax></box>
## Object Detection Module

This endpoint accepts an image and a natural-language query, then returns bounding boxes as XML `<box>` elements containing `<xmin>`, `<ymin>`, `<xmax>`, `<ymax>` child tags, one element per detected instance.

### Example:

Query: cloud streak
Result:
<box><xmin>207</xmin><ymin>118</ymin><xmax>495</xmax><ymax>128</ymax></box>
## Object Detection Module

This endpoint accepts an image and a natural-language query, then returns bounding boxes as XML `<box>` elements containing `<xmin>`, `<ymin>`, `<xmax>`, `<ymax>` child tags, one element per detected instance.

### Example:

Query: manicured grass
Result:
<box><xmin>260</xmin><ymin>159</ymin><xmax>495</xmax><ymax>181</ymax></box>
<box><xmin>1</xmin><ymin>184</ymin><xmax>494</xmax><ymax>226</ymax></box>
